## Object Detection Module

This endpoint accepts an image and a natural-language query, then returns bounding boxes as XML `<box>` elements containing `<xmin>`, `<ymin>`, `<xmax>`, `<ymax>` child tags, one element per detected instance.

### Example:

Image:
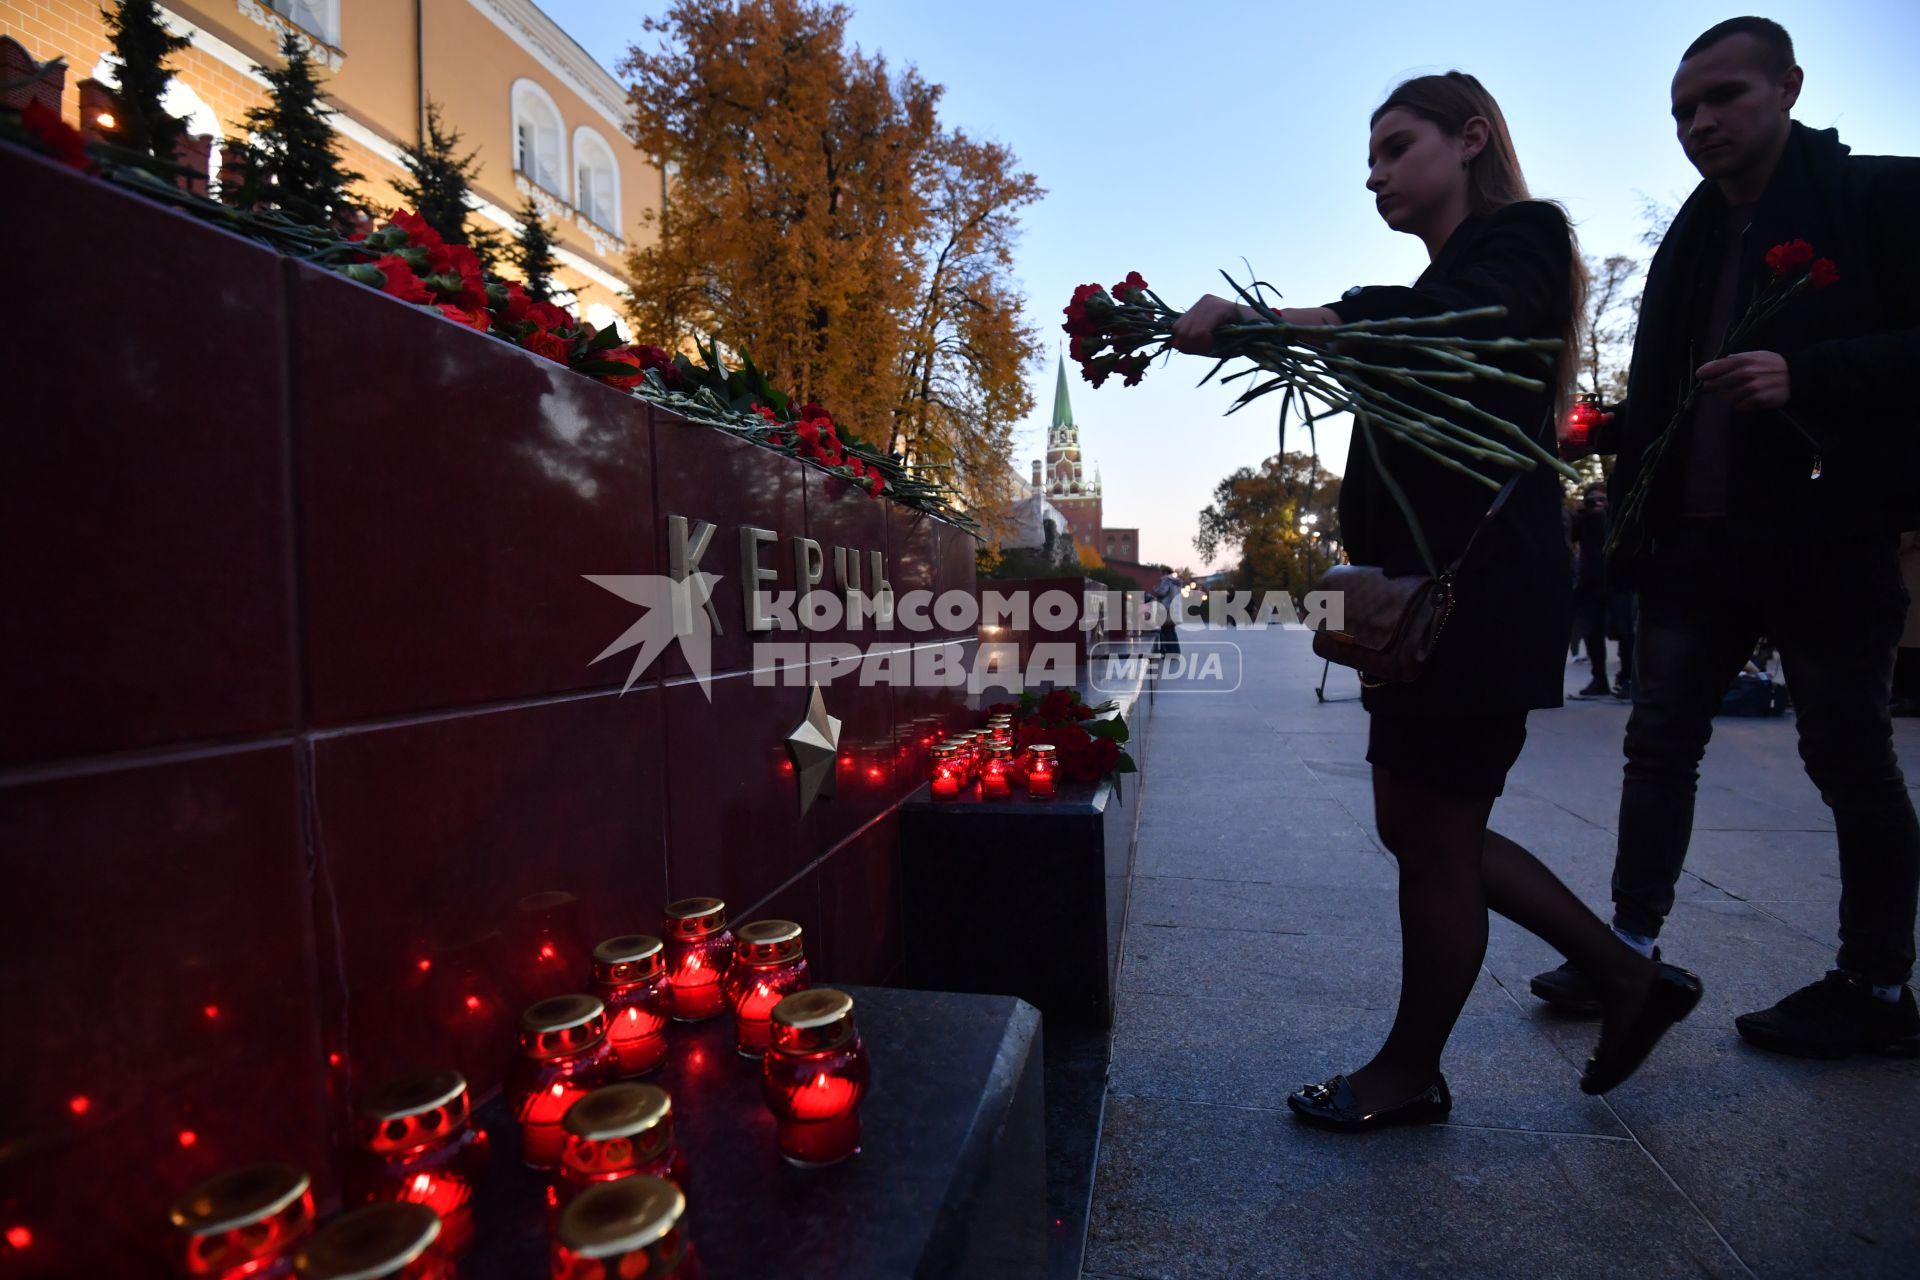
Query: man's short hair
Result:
<box><xmin>1683</xmin><ymin>16</ymin><xmax>1796</xmax><ymax>77</ymax></box>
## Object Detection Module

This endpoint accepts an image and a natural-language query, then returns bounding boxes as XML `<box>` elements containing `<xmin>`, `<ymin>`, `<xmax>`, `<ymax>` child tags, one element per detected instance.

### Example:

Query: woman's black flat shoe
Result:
<box><xmin>1286</xmin><ymin>1073</ymin><xmax>1452</xmax><ymax>1132</ymax></box>
<box><xmin>1580</xmin><ymin>961</ymin><xmax>1704</xmax><ymax>1095</ymax></box>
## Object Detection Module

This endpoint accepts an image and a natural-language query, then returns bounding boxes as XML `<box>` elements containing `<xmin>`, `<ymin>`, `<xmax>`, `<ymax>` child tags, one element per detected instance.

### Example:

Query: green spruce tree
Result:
<box><xmin>101</xmin><ymin>0</ymin><xmax>191</xmax><ymax>163</ymax></box>
<box><xmin>510</xmin><ymin>195</ymin><xmax>561</xmax><ymax>302</ymax></box>
<box><xmin>393</xmin><ymin>101</ymin><xmax>503</xmax><ymax>268</ymax></box>
<box><xmin>222</xmin><ymin>34</ymin><xmax>362</xmax><ymax>230</ymax></box>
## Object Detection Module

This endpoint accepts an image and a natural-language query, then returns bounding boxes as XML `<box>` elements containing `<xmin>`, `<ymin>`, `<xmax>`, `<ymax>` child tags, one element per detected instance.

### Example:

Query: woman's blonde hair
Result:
<box><xmin>1372</xmin><ymin>71</ymin><xmax>1588</xmax><ymax>408</ymax></box>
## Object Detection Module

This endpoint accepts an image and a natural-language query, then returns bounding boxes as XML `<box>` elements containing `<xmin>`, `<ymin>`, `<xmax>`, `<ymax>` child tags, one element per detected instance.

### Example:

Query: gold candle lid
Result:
<box><xmin>733</xmin><ymin>920</ymin><xmax>804</xmax><ymax>966</ymax></box>
<box><xmin>987</xmin><ymin>743</ymin><xmax>1014</xmax><ymax>760</ymax></box>
<box><xmin>770</xmin><ymin>988</ymin><xmax>856</xmax><ymax>1053</ymax></box>
<box><xmin>358</xmin><ymin>1070</ymin><xmax>470</xmax><ymax>1155</ymax></box>
<box><xmin>592</xmin><ymin>934</ymin><xmax>666</xmax><ymax>985</ymax></box>
<box><xmin>297</xmin><ymin>1203</ymin><xmax>440</xmax><ymax>1280</ymax></box>
<box><xmin>662</xmin><ymin>897</ymin><xmax>728</xmax><ymax>940</ymax></box>
<box><xmin>929</xmin><ymin>742</ymin><xmax>958</xmax><ymax>758</ymax></box>
<box><xmin>1029</xmin><ymin>743</ymin><xmax>1058</xmax><ymax>756</ymax></box>
<box><xmin>169</xmin><ymin>1163</ymin><xmax>312</xmax><ymax>1236</ymax></box>
<box><xmin>563</xmin><ymin>1082</ymin><xmax>671</xmax><ymax>1142</ymax></box>
<box><xmin>557</xmin><ymin>1177</ymin><xmax>687</xmax><ymax>1259</ymax></box>
<box><xmin>518</xmin><ymin>993</ymin><xmax>609</xmax><ymax>1058</ymax></box>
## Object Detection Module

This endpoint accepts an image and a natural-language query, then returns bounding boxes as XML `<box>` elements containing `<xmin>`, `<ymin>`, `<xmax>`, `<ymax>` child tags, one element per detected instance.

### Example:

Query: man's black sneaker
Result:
<box><xmin>1569</xmin><ymin>679</ymin><xmax>1614</xmax><ymax>700</ymax></box>
<box><xmin>1735</xmin><ymin>971</ymin><xmax>1920</xmax><ymax>1058</ymax></box>
<box><xmin>1529</xmin><ymin>948</ymin><xmax>1660</xmax><ymax>1015</ymax></box>
<box><xmin>1613</xmin><ymin>677</ymin><xmax>1633</xmax><ymax>700</ymax></box>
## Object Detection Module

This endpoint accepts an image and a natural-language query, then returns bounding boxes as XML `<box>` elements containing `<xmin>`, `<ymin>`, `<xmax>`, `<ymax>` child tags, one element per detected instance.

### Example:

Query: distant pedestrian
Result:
<box><xmin>1150</xmin><ymin>568</ymin><xmax>1181</xmax><ymax>657</ymax></box>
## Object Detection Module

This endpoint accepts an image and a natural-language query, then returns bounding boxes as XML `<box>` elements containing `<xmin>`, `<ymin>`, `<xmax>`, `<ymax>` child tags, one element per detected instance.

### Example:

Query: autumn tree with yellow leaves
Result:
<box><xmin>620</xmin><ymin>0</ymin><xmax>1042</xmax><ymax>511</ymax></box>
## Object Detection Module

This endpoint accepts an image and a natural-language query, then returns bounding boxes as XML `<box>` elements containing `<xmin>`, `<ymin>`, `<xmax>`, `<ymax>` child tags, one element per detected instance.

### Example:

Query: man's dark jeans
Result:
<box><xmin>1614</xmin><ymin>519</ymin><xmax>1920</xmax><ymax>986</ymax></box>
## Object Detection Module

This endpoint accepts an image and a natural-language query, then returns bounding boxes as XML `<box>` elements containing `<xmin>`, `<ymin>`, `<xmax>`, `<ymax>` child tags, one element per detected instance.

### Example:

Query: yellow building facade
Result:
<box><xmin>2</xmin><ymin>0</ymin><xmax>657</xmax><ymax>330</ymax></box>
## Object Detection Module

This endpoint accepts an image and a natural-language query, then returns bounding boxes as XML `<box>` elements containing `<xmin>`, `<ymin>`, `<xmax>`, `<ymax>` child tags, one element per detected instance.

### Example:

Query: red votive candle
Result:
<box><xmin>661</xmin><ymin>898</ymin><xmax>734</xmax><ymax>1022</ymax></box>
<box><xmin>347</xmin><ymin>1071</ymin><xmax>488</xmax><ymax>1257</ymax></box>
<box><xmin>590</xmin><ymin>935</ymin><xmax>671</xmax><ymax>1077</ymax></box>
<box><xmin>940</xmin><ymin>737</ymin><xmax>976</xmax><ymax>783</ymax></box>
<box><xmin>556</xmin><ymin>1083</ymin><xmax>688</xmax><ymax>1215</ymax></box>
<box><xmin>762</xmin><ymin>989</ymin><xmax>870</xmax><ymax>1168</ymax></box>
<box><xmin>295</xmin><ymin>1203</ymin><xmax>449</xmax><ymax>1280</ymax></box>
<box><xmin>723</xmin><ymin>921</ymin><xmax>812</xmax><ymax>1057</ymax></box>
<box><xmin>552</xmin><ymin>1177</ymin><xmax>702</xmax><ymax>1280</ymax></box>
<box><xmin>1026</xmin><ymin>743</ymin><xmax>1058</xmax><ymax>799</ymax></box>
<box><xmin>507</xmin><ymin>994</ymin><xmax>619</xmax><ymax>1170</ymax></box>
<box><xmin>928</xmin><ymin>743</ymin><xmax>964</xmax><ymax>800</ymax></box>
<box><xmin>988</xmin><ymin>716</ymin><xmax>1013</xmax><ymax>746</ymax></box>
<box><xmin>168</xmin><ymin>1163</ymin><xmax>314</xmax><ymax>1279</ymax></box>
<box><xmin>982</xmin><ymin>743</ymin><xmax>1015</xmax><ymax>798</ymax></box>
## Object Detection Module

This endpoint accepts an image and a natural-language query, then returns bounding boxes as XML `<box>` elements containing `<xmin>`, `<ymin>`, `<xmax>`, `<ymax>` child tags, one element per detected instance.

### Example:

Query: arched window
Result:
<box><xmin>571</xmin><ymin>127</ymin><xmax>620</xmax><ymax>231</ymax></box>
<box><xmin>511</xmin><ymin>79</ymin><xmax>565</xmax><ymax>196</ymax></box>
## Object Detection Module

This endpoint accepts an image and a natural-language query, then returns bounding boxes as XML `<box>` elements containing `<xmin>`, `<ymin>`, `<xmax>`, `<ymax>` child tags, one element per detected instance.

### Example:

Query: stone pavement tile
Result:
<box><xmin>1739</xmin><ymin>898</ymin><xmax>1920</xmax><ymax>957</ymax></box>
<box><xmin>1084</xmin><ymin>1094</ymin><xmax>1746</xmax><ymax>1280</ymax></box>
<box><xmin>1134</xmin><ymin>799</ymin><xmax>1387</xmax><ymax>883</ymax></box>
<box><xmin>1501</xmin><ymin>899</ymin><xmax>1835</xmax><ymax>1032</ymax></box>
<box><xmin>1589</xmin><ymin>1025</ymin><xmax>1920</xmax><ymax>1280</ymax></box>
<box><xmin>1128</xmin><ymin>877</ymin><xmax>1400</xmax><ymax>934</ymax></box>
<box><xmin>1679</xmin><ymin>828</ymin><xmax>1847</xmax><ymax>905</ymax></box>
<box><xmin>1108</xmin><ymin>988</ymin><xmax>1626</xmax><ymax>1138</ymax></box>
<box><xmin>1142</xmin><ymin>757</ymin><xmax>1335</xmax><ymax>802</ymax></box>
<box><xmin>1121</xmin><ymin>923</ymin><xmax>1508</xmax><ymax>1015</ymax></box>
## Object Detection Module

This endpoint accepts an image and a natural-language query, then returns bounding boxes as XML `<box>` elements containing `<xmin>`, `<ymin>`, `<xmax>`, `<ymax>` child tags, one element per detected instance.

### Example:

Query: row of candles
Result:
<box><xmin>928</xmin><ymin>714</ymin><xmax>1058</xmax><ymax>800</ymax></box>
<box><xmin>163</xmin><ymin>897</ymin><xmax>868</xmax><ymax>1280</ymax></box>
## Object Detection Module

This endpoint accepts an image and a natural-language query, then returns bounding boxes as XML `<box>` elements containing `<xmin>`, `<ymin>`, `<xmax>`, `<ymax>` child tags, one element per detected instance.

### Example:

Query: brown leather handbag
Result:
<box><xmin>1310</xmin><ymin>474</ymin><xmax>1519</xmax><ymax>687</ymax></box>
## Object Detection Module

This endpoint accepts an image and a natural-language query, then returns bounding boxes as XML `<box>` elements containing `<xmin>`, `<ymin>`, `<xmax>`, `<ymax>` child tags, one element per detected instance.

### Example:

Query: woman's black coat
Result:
<box><xmin>1324</xmin><ymin>199</ymin><xmax>1575</xmax><ymax>715</ymax></box>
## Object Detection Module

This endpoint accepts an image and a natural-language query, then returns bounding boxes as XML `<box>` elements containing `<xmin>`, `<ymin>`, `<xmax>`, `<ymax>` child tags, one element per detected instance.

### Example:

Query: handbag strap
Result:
<box><xmin>1440</xmin><ymin>471</ymin><xmax>1523</xmax><ymax>579</ymax></box>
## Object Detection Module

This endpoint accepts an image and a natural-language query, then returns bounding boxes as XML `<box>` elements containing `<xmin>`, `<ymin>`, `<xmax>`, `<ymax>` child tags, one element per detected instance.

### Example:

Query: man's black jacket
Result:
<box><xmin>1597</xmin><ymin>122</ymin><xmax>1920</xmax><ymax>585</ymax></box>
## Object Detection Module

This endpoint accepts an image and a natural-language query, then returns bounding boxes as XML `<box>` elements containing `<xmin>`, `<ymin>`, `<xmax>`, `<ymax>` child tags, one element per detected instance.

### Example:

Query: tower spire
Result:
<box><xmin>1051</xmin><ymin>355</ymin><xmax>1074</xmax><ymax>431</ymax></box>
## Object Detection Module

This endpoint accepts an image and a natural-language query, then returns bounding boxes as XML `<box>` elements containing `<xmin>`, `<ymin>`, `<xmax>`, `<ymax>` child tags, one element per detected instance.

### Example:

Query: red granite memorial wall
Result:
<box><xmin>0</xmin><ymin>145</ymin><xmax>979</xmax><ymax>1276</ymax></box>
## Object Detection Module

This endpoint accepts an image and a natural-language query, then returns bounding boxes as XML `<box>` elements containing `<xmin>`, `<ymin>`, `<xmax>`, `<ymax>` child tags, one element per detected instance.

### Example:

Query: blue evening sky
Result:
<box><xmin>537</xmin><ymin>0</ymin><xmax>1919</xmax><ymax>571</ymax></box>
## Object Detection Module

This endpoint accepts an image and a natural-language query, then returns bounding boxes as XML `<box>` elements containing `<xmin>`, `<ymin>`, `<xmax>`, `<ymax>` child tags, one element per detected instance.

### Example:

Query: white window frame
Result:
<box><xmin>570</xmin><ymin>125</ymin><xmax>620</xmax><ymax>232</ymax></box>
<box><xmin>510</xmin><ymin>78</ymin><xmax>566</xmax><ymax>198</ymax></box>
<box><xmin>260</xmin><ymin>0</ymin><xmax>340</xmax><ymax>48</ymax></box>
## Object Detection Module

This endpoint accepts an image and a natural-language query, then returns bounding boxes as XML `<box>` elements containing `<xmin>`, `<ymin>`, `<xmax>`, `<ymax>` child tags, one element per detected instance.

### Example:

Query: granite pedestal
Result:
<box><xmin>460</xmin><ymin>986</ymin><xmax>1044</xmax><ymax>1279</ymax></box>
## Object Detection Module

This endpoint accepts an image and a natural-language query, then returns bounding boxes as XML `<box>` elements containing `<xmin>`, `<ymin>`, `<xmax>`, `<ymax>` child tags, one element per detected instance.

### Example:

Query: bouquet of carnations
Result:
<box><xmin>1064</xmin><ymin>271</ymin><xmax>1577</xmax><ymax>492</ymax></box>
<box><xmin>987</xmin><ymin>689</ymin><xmax>1137</xmax><ymax>793</ymax></box>
<box><xmin>1606</xmin><ymin>239</ymin><xmax>1836</xmax><ymax>556</ymax></box>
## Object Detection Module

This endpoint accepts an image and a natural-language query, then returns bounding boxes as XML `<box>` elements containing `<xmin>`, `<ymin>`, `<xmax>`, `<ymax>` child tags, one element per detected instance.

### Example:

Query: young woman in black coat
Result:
<box><xmin>1173</xmin><ymin>72</ymin><xmax>1702</xmax><ymax>1129</ymax></box>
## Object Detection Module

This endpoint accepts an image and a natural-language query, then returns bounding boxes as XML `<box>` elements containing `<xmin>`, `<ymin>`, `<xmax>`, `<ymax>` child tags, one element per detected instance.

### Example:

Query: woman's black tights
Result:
<box><xmin>1344</xmin><ymin>765</ymin><xmax>1654</xmax><ymax>1111</ymax></box>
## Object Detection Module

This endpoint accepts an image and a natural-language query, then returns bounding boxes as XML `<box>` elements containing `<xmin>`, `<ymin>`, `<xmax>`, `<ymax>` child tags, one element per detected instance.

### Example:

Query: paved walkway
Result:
<box><xmin>1084</xmin><ymin>627</ymin><xmax>1920</xmax><ymax>1280</ymax></box>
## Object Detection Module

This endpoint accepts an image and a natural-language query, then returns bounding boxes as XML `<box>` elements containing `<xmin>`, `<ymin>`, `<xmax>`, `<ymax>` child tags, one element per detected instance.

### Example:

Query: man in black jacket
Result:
<box><xmin>1530</xmin><ymin>17</ymin><xmax>1920</xmax><ymax>1056</ymax></box>
<box><xmin>1569</xmin><ymin>485</ymin><xmax>1616</xmax><ymax>698</ymax></box>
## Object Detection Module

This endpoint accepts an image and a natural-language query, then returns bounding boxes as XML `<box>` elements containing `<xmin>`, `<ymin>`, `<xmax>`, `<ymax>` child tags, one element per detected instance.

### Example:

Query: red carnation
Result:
<box><xmin>753</xmin><ymin>403</ymin><xmax>779</xmax><ymax>423</ymax></box>
<box><xmin>530</xmin><ymin>301</ymin><xmax>577</xmax><ymax>334</ymax></box>
<box><xmin>1765</xmin><ymin>238</ymin><xmax>1815</xmax><ymax>276</ymax></box>
<box><xmin>22</xmin><ymin>99</ymin><xmax>88</xmax><ymax>170</ymax></box>
<box><xmin>1063</xmin><ymin>282</ymin><xmax>1109</xmax><ymax>336</ymax></box>
<box><xmin>491</xmin><ymin>282</ymin><xmax>533</xmax><ymax>325</ymax></box>
<box><xmin>799</xmin><ymin>402</ymin><xmax>830</xmax><ymax>420</ymax></box>
<box><xmin>1808</xmin><ymin>258</ymin><xmax>1840</xmax><ymax>290</ymax></box>
<box><xmin>634</xmin><ymin>345</ymin><xmax>681</xmax><ymax>388</ymax></box>
<box><xmin>524</xmin><ymin>329</ymin><xmax>571</xmax><ymax>364</ymax></box>
<box><xmin>390</xmin><ymin>210</ymin><xmax>444</xmax><ymax>250</ymax></box>
<box><xmin>438</xmin><ymin>304</ymin><xmax>490</xmax><ymax>332</ymax></box>
<box><xmin>1116</xmin><ymin>354</ymin><xmax>1150</xmax><ymax>388</ymax></box>
<box><xmin>866</xmin><ymin>473</ymin><xmax>886</xmax><ymax>497</ymax></box>
<box><xmin>372</xmin><ymin>255</ymin><xmax>432</xmax><ymax>304</ymax></box>
<box><xmin>1110</xmin><ymin>270</ymin><xmax>1149</xmax><ymax>302</ymax></box>
<box><xmin>597</xmin><ymin>347</ymin><xmax>648</xmax><ymax>388</ymax></box>
<box><xmin>1040</xmin><ymin>689</ymin><xmax>1074</xmax><ymax>721</ymax></box>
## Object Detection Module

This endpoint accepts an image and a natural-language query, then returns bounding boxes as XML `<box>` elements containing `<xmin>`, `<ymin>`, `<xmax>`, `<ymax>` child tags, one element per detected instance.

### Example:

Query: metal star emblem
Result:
<box><xmin>785</xmin><ymin>683</ymin><xmax>842</xmax><ymax>815</ymax></box>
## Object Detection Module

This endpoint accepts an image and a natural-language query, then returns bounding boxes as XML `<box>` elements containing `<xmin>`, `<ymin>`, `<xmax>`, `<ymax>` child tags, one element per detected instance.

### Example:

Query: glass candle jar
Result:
<box><xmin>507</xmin><ymin>994</ymin><xmax>619</xmax><ymax>1170</ymax></box>
<box><xmin>939</xmin><ymin>737</ymin><xmax>976</xmax><ymax>783</ymax></box>
<box><xmin>551</xmin><ymin>1177</ymin><xmax>702</xmax><ymax>1280</ymax></box>
<box><xmin>590</xmin><ymin>935</ymin><xmax>671</xmax><ymax>1077</ymax></box>
<box><xmin>661</xmin><ymin>898</ymin><xmax>734</xmax><ymax>1022</ymax></box>
<box><xmin>987</xmin><ymin>717</ymin><xmax>1013</xmax><ymax>745</ymax></box>
<box><xmin>168</xmin><ymin>1163</ymin><xmax>314</xmax><ymax>1280</ymax></box>
<box><xmin>928</xmin><ymin>743</ymin><xmax>964</xmax><ymax>800</ymax></box>
<box><xmin>723</xmin><ymin>921</ymin><xmax>811</xmax><ymax>1057</ymax></box>
<box><xmin>1025</xmin><ymin>743</ymin><xmax>1058</xmax><ymax>799</ymax></box>
<box><xmin>295</xmin><ymin>1204</ymin><xmax>448</xmax><ymax>1280</ymax></box>
<box><xmin>347</xmin><ymin>1071</ymin><xmax>488</xmax><ymax>1257</ymax></box>
<box><xmin>981</xmin><ymin>743</ymin><xmax>1015</xmax><ymax>798</ymax></box>
<box><xmin>761</xmin><ymin>989</ymin><xmax>870</xmax><ymax>1168</ymax></box>
<box><xmin>557</xmin><ymin>1083</ymin><xmax>688</xmax><ymax>1207</ymax></box>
